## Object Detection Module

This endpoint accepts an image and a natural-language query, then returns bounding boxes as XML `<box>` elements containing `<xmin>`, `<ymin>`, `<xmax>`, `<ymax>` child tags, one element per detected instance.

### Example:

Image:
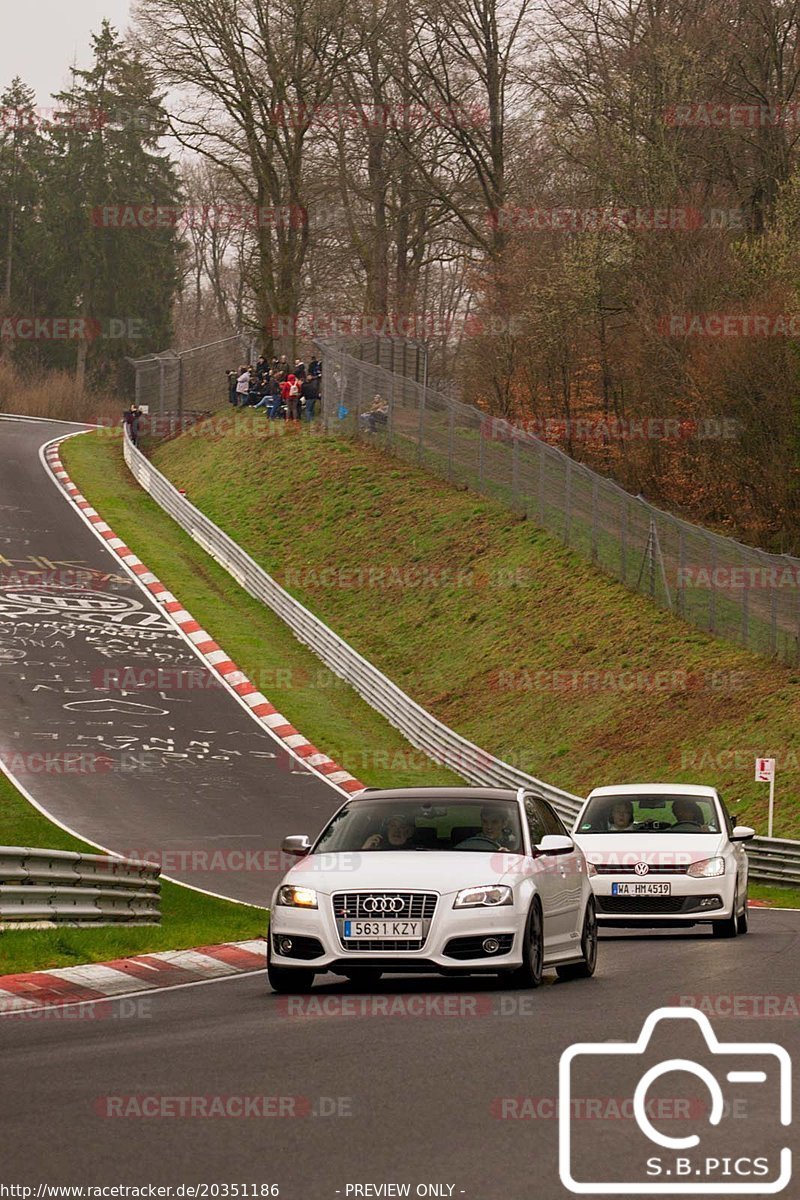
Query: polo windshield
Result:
<box><xmin>578</xmin><ymin>795</ymin><xmax>721</xmax><ymax>834</ymax></box>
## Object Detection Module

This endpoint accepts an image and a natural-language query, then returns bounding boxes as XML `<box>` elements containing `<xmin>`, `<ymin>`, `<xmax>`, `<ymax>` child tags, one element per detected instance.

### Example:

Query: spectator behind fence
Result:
<box><xmin>226</xmin><ymin>370</ymin><xmax>238</xmax><ymax>405</ymax></box>
<box><xmin>360</xmin><ymin>393</ymin><xmax>388</xmax><ymax>434</ymax></box>
<box><xmin>308</xmin><ymin>356</ymin><xmax>321</xmax><ymax>379</ymax></box>
<box><xmin>282</xmin><ymin>373</ymin><xmax>301</xmax><ymax>420</ymax></box>
<box><xmin>301</xmin><ymin>373</ymin><xmax>319</xmax><ymax>421</ymax></box>
<box><xmin>123</xmin><ymin>403</ymin><xmax>141</xmax><ymax>446</ymax></box>
<box><xmin>235</xmin><ymin>365</ymin><xmax>251</xmax><ymax>406</ymax></box>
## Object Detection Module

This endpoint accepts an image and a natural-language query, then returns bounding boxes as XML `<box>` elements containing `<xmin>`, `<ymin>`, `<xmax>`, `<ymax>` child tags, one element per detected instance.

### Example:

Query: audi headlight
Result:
<box><xmin>453</xmin><ymin>885</ymin><xmax>513</xmax><ymax>908</ymax></box>
<box><xmin>277</xmin><ymin>885</ymin><xmax>318</xmax><ymax>908</ymax></box>
<box><xmin>687</xmin><ymin>857</ymin><xmax>725</xmax><ymax>878</ymax></box>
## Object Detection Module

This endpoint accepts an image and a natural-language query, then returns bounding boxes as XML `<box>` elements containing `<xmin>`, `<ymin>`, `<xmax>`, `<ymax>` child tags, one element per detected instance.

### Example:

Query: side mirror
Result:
<box><xmin>536</xmin><ymin>834</ymin><xmax>574</xmax><ymax>856</ymax></box>
<box><xmin>282</xmin><ymin>834</ymin><xmax>312</xmax><ymax>857</ymax></box>
<box><xmin>731</xmin><ymin>826</ymin><xmax>756</xmax><ymax>842</ymax></box>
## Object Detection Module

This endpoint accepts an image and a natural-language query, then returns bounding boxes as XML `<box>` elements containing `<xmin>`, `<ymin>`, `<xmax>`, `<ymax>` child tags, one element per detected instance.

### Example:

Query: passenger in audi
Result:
<box><xmin>362</xmin><ymin>813</ymin><xmax>416</xmax><ymax>850</ymax></box>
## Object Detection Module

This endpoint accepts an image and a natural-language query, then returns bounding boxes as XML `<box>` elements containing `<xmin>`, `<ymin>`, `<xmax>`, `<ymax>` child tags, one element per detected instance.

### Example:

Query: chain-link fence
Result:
<box><xmin>127</xmin><ymin>334</ymin><xmax>252</xmax><ymax>417</ymax></box>
<box><xmin>318</xmin><ymin>338</ymin><xmax>800</xmax><ymax>666</ymax></box>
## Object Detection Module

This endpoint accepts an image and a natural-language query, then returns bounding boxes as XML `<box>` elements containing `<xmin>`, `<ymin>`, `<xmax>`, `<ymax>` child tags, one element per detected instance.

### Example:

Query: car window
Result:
<box><xmin>535</xmin><ymin>796</ymin><xmax>568</xmax><ymax>837</ymax></box>
<box><xmin>313</xmin><ymin>797</ymin><xmax>524</xmax><ymax>852</ymax></box>
<box><xmin>524</xmin><ymin>799</ymin><xmax>546</xmax><ymax>847</ymax></box>
<box><xmin>718</xmin><ymin>796</ymin><xmax>734</xmax><ymax>837</ymax></box>
<box><xmin>576</xmin><ymin>795</ymin><xmax>721</xmax><ymax>833</ymax></box>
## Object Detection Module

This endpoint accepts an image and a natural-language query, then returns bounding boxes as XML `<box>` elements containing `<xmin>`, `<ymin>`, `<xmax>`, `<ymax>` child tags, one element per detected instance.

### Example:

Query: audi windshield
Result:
<box><xmin>578</xmin><ymin>795</ymin><xmax>722</xmax><ymax>834</ymax></box>
<box><xmin>314</xmin><ymin>798</ymin><xmax>524</xmax><ymax>852</ymax></box>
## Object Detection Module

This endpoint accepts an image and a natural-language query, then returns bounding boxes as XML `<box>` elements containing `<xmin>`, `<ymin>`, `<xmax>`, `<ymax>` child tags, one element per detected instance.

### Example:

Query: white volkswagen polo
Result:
<box><xmin>267</xmin><ymin>787</ymin><xmax>598</xmax><ymax>992</ymax></box>
<box><xmin>572</xmin><ymin>783</ymin><xmax>755</xmax><ymax>936</ymax></box>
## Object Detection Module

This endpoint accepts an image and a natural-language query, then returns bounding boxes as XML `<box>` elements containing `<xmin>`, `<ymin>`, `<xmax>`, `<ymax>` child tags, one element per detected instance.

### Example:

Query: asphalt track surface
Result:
<box><xmin>0</xmin><ymin>417</ymin><xmax>345</xmax><ymax>904</ymax></box>
<box><xmin>1</xmin><ymin>417</ymin><xmax>798</xmax><ymax>1199</ymax></box>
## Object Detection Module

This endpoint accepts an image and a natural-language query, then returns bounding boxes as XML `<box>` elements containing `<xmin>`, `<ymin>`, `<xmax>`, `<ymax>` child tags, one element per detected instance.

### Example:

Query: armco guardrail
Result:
<box><xmin>0</xmin><ymin>847</ymin><xmax>161</xmax><ymax>926</ymax></box>
<box><xmin>120</xmin><ymin>428</ymin><xmax>798</xmax><ymax>885</ymax></box>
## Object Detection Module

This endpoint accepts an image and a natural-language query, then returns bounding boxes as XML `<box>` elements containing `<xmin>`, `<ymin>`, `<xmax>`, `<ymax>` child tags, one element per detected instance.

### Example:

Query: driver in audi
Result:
<box><xmin>478</xmin><ymin>806</ymin><xmax>518</xmax><ymax>851</ymax></box>
<box><xmin>362</xmin><ymin>813</ymin><xmax>416</xmax><ymax>850</ymax></box>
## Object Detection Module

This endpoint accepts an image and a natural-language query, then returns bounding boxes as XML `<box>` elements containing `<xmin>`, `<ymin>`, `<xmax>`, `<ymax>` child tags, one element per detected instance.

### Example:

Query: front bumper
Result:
<box><xmin>269</xmin><ymin>895</ymin><xmax>523</xmax><ymax>973</ymax></box>
<box><xmin>591</xmin><ymin>874</ymin><xmax>735</xmax><ymax>924</ymax></box>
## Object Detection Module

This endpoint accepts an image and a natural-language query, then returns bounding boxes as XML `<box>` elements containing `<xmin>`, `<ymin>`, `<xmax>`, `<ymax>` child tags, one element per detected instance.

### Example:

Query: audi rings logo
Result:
<box><xmin>361</xmin><ymin>895</ymin><xmax>405</xmax><ymax>913</ymax></box>
<box><xmin>634</xmin><ymin>862</ymin><xmax>650</xmax><ymax>876</ymax></box>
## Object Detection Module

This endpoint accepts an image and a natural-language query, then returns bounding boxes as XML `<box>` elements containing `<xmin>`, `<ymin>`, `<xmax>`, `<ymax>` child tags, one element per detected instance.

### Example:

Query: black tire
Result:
<box><xmin>266</xmin><ymin>939</ymin><xmax>315</xmax><ymax>993</ymax></box>
<box><xmin>736</xmin><ymin>892</ymin><xmax>749</xmax><ymax>935</ymax></box>
<box><xmin>556</xmin><ymin>897</ymin><xmax>598</xmax><ymax>980</ymax></box>
<box><xmin>267</xmin><ymin>962</ymin><xmax>316</xmax><ymax>993</ymax></box>
<box><xmin>503</xmin><ymin>898</ymin><xmax>544</xmax><ymax>988</ymax></box>
<box><xmin>712</xmin><ymin>887</ymin><xmax>739</xmax><ymax>938</ymax></box>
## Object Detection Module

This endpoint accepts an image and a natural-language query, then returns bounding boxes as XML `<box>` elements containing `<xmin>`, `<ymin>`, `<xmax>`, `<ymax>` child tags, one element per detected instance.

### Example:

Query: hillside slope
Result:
<box><xmin>150</xmin><ymin>418</ymin><xmax>800</xmax><ymax>837</ymax></box>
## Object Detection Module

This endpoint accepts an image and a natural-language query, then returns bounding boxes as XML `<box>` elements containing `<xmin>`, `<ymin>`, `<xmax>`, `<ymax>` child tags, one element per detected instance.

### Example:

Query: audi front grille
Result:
<box><xmin>332</xmin><ymin>891</ymin><xmax>438</xmax><ymax>951</ymax></box>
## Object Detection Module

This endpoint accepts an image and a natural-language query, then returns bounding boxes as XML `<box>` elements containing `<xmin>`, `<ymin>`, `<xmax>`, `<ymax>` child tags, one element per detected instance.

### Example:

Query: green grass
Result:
<box><xmin>0</xmin><ymin>769</ymin><xmax>266</xmax><ymax>976</ymax></box>
<box><xmin>60</xmin><ymin>429</ymin><xmax>459</xmax><ymax>792</ymax></box>
<box><xmin>749</xmin><ymin>883</ymin><xmax>800</xmax><ymax>908</ymax></box>
<box><xmin>127</xmin><ymin>414</ymin><xmax>800</xmax><ymax>840</ymax></box>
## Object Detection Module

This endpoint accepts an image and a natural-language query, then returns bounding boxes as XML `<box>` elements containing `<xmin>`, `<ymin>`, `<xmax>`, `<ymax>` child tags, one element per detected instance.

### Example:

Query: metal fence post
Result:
<box><xmin>177</xmin><ymin>353</ymin><xmax>184</xmax><ymax>422</ymax></box>
<box><xmin>741</xmin><ymin>574</ymin><xmax>750</xmax><ymax>649</ymax></box>
<box><xmin>677</xmin><ymin>527</ymin><xmax>686</xmax><ymax>617</ymax></box>
<box><xmin>418</xmin><ymin>388</ymin><xmax>426</xmax><ymax>464</ymax></box>
<box><xmin>564</xmin><ymin>458</ymin><xmax>573</xmax><ymax>544</ymax></box>
<box><xmin>620</xmin><ymin>493</ymin><xmax>628</xmax><ymax>583</ymax></box>
<box><xmin>512</xmin><ymin>437</ymin><xmax>520</xmax><ymax>509</ymax></box>
<box><xmin>708</xmin><ymin>539</ymin><xmax>717</xmax><ymax>636</ymax></box>
<box><xmin>590</xmin><ymin>477</ymin><xmax>599</xmax><ymax>563</ymax></box>
<box><xmin>448</xmin><ymin>406</ymin><xmax>455</xmax><ymax>480</ymax></box>
<box><xmin>538</xmin><ymin>442</ymin><xmax>546</xmax><ymax>525</ymax></box>
<box><xmin>478</xmin><ymin>423</ymin><xmax>485</xmax><ymax>490</ymax></box>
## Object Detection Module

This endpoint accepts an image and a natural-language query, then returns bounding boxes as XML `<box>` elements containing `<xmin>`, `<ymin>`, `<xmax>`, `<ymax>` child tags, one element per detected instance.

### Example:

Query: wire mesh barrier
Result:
<box><xmin>334</xmin><ymin>334</ymin><xmax>428</xmax><ymax>385</ymax></box>
<box><xmin>127</xmin><ymin>334</ymin><xmax>251</xmax><ymax>417</ymax></box>
<box><xmin>317</xmin><ymin>338</ymin><xmax>800</xmax><ymax>666</ymax></box>
<box><xmin>121</xmin><ymin>424</ymin><xmax>799</xmax><ymax>876</ymax></box>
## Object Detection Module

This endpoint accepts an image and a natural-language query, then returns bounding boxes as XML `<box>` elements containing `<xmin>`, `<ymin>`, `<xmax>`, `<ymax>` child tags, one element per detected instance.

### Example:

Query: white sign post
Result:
<box><xmin>755</xmin><ymin>757</ymin><xmax>776</xmax><ymax>837</ymax></box>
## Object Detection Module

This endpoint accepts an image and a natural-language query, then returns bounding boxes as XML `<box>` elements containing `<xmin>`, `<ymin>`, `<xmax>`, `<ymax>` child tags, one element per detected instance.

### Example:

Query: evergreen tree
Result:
<box><xmin>38</xmin><ymin>21</ymin><xmax>182</xmax><ymax>388</ymax></box>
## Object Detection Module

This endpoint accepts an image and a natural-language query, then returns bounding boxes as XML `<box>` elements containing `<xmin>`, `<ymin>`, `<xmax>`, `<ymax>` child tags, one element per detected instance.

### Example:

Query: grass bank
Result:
<box><xmin>0</xmin><ymin>769</ymin><xmax>266</xmax><ymax>976</ymax></box>
<box><xmin>131</xmin><ymin>415</ymin><xmax>800</xmax><ymax>839</ymax></box>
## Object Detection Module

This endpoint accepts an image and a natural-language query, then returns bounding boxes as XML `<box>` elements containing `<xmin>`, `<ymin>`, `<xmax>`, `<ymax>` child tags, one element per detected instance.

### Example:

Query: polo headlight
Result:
<box><xmin>586</xmin><ymin>861</ymin><xmax>598</xmax><ymax>877</ymax></box>
<box><xmin>277</xmin><ymin>885</ymin><xmax>318</xmax><ymax>908</ymax></box>
<box><xmin>687</xmin><ymin>857</ymin><xmax>725</xmax><ymax>878</ymax></box>
<box><xmin>454</xmin><ymin>885</ymin><xmax>513</xmax><ymax>908</ymax></box>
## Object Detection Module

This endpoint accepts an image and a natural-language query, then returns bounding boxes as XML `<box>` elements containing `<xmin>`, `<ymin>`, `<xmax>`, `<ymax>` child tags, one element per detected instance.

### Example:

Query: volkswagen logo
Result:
<box><xmin>361</xmin><ymin>895</ymin><xmax>405</xmax><ymax>913</ymax></box>
<box><xmin>634</xmin><ymin>862</ymin><xmax>650</xmax><ymax>876</ymax></box>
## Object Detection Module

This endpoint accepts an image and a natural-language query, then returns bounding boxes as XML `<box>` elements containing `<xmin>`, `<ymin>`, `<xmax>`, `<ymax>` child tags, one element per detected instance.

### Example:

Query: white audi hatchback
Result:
<box><xmin>267</xmin><ymin>787</ymin><xmax>598</xmax><ymax>992</ymax></box>
<box><xmin>572</xmin><ymin>783</ymin><xmax>754</xmax><ymax>936</ymax></box>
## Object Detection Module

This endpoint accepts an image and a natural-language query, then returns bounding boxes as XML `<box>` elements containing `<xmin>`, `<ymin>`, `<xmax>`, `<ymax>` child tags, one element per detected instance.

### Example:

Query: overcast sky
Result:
<box><xmin>1</xmin><ymin>1</ymin><xmax>134</xmax><ymax>106</ymax></box>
